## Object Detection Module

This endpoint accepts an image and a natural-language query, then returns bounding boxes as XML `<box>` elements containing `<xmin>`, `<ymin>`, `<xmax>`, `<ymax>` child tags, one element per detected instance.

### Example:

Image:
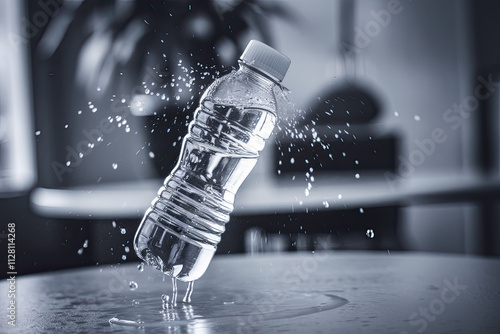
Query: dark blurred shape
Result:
<box><xmin>308</xmin><ymin>83</ymin><xmax>381</xmax><ymax>125</ymax></box>
<box><xmin>275</xmin><ymin>135</ymin><xmax>396</xmax><ymax>175</ymax></box>
<box><xmin>35</xmin><ymin>0</ymin><xmax>297</xmax><ymax>183</ymax></box>
<box><xmin>38</xmin><ymin>0</ymin><xmax>295</xmax><ymax>98</ymax></box>
<box><xmin>274</xmin><ymin>0</ymin><xmax>395</xmax><ymax>175</ymax></box>
<box><xmin>472</xmin><ymin>1</ymin><xmax>500</xmax><ymax>256</ymax></box>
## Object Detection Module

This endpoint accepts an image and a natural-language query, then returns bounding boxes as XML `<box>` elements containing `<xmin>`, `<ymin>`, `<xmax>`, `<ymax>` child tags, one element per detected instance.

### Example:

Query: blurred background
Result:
<box><xmin>1</xmin><ymin>0</ymin><xmax>500</xmax><ymax>276</ymax></box>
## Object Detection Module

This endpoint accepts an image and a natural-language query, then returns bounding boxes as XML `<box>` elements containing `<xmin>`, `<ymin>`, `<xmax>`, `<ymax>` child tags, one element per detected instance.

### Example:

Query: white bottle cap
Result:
<box><xmin>240</xmin><ymin>40</ymin><xmax>291</xmax><ymax>82</ymax></box>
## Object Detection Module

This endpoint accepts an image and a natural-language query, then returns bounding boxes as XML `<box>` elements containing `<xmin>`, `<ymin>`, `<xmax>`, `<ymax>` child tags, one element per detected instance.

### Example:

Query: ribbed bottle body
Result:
<box><xmin>134</xmin><ymin>65</ymin><xmax>278</xmax><ymax>281</ymax></box>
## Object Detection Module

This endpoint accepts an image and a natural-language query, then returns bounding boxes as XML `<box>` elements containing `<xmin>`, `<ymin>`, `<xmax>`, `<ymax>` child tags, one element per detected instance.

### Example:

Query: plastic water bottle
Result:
<box><xmin>134</xmin><ymin>40</ymin><xmax>291</xmax><ymax>282</ymax></box>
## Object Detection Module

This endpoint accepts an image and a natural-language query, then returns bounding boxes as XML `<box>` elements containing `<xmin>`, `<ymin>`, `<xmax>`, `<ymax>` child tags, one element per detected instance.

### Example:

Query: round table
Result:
<box><xmin>1</xmin><ymin>251</ymin><xmax>499</xmax><ymax>333</ymax></box>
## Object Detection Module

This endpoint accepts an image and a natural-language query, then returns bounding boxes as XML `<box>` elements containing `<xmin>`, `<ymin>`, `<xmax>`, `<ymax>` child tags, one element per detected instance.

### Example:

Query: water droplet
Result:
<box><xmin>183</xmin><ymin>280</ymin><xmax>194</xmax><ymax>303</ymax></box>
<box><xmin>66</xmin><ymin>161</ymin><xmax>71</xmax><ymax>167</ymax></box>
<box><xmin>132</xmin><ymin>300</ymin><xmax>140</xmax><ymax>305</ymax></box>
<box><xmin>337</xmin><ymin>194</ymin><xmax>342</xmax><ymax>200</ymax></box>
<box><xmin>161</xmin><ymin>294</ymin><xmax>169</xmax><ymax>310</ymax></box>
<box><xmin>366</xmin><ymin>229</ymin><xmax>375</xmax><ymax>239</ymax></box>
<box><xmin>355</xmin><ymin>173</ymin><xmax>360</xmax><ymax>179</ymax></box>
<box><xmin>129</xmin><ymin>281</ymin><xmax>138</xmax><ymax>290</ymax></box>
<box><xmin>124</xmin><ymin>246</ymin><xmax>130</xmax><ymax>253</ymax></box>
<box><xmin>323</xmin><ymin>201</ymin><xmax>330</xmax><ymax>208</ymax></box>
<box><xmin>112</xmin><ymin>221</ymin><xmax>117</xmax><ymax>228</ymax></box>
<box><xmin>122</xmin><ymin>255</ymin><xmax>127</xmax><ymax>260</ymax></box>
<box><xmin>83</xmin><ymin>239</ymin><xmax>88</xmax><ymax>248</ymax></box>
<box><xmin>137</xmin><ymin>263</ymin><xmax>144</xmax><ymax>272</ymax></box>
<box><xmin>77</xmin><ymin>110</ymin><xmax>82</xmax><ymax>115</ymax></box>
<box><xmin>64</xmin><ymin>124</ymin><xmax>69</xmax><ymax>129</ymax></box>
<box><xmin>394</xmin><ymin>111</ymin><xmax>399</xmax><ymax>117</ymax></box>
<box><xmin>120</xmin><ymin>228</ymin><xmax>126</xmax><ymax>234</ymax></box>
<box><xmin>77</xmin><ymin>248</ymin><xmax>84</xmax><ymax>255</ymax></box>
<box><xmin>35</xmin><ymin>130</ymin><xmax>41</xmax><ymax>136</ymax></box>
<box><xmin>359</xmin><ymin>208</ymin><xmax>364</xmax><ymax>213</ymax></box>
<box><xmin>414</xmin><ymin>115</ymin><xmax>421</xmax><ymax>121</ymax></box>
<box><xmin>290</xmin><ymin>157</ymin><xmax>295</xmax><ymax>164</ymax></box>
<box><xmin>97</xmin><ymin>87</ymin><xmax>101</xmax><ymax>92</ymax></box>
<box><xmin>112</xmin><ymin>163</ymin><xmax>118</xmax><ymax>170</ymax></box>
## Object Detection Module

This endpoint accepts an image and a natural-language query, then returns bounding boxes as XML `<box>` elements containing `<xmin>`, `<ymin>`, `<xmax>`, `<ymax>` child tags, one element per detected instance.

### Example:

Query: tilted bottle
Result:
<box><xmin>134</xmin><ymin>40</ymin><xmax>291</xmax><ymax>281</ymax></box>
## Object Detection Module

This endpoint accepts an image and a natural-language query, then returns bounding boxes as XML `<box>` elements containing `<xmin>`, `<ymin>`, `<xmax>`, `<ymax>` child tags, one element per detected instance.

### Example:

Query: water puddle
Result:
<box><xmin>109</xmin><ymin>288</ymin><xmax>347</xmax><ymax>331</ymax></box>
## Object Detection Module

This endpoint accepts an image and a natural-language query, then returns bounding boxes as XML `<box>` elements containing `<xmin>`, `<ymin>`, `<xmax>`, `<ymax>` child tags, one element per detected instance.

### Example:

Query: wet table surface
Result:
<box><xmin>1</xmin><ymin>251</ymin><xmax>499</xmax><ymax>333</ymax></box>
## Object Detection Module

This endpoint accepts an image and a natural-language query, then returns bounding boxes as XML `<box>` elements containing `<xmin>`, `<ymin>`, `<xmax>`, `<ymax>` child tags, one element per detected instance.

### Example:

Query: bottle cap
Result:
<box><xmin>240</xmin><ymin>40</ymin><xmax>291</xmax><ymax>82</ymax></box>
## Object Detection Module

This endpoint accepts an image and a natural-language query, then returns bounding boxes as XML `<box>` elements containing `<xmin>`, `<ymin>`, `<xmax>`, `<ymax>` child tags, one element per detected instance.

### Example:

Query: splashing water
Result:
<box><xmin>161</xmin><ymin>294</ymin><xmax>170</xmax><ymax>310</ymax></box>
<box><xmin>156</xmin><ymin>276</ymin><xmax>197</xmax><ymax>310</ymax></box>
<box><xmin>183</xmin><ymin>281</ymin><xmax>195</xmax><ymax>303</ymax></box>
<box><xmin>105</xmin><ymin>55</ymin><xmax>363</xmax><ymax>311</ymax></box>
<box><xmin>109</xmin><ymin>287</ymin><xmax>348</xmax><ymax>329</ymax></box>
<box><xmin>273</xmin><ymin>85</ymin><xmax>361</xmax><ymax>209</ymax></box>
<box><xmin>171</xmin><ymin>277</ymin><xmax>178</xmax><ymax>306</ymax></box>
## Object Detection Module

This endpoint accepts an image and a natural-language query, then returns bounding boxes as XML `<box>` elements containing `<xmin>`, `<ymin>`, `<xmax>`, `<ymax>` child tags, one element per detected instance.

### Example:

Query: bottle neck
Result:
<box><xmin>238</xmin><ymin>61</ymin><xmax>278</xmax><ymax>90</ymax></box>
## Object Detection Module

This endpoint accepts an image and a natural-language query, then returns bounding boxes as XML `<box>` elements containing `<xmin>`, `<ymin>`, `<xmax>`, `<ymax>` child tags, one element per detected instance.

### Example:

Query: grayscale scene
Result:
<box><xmin>1</xmin><ymin>0</ymin><xmax>499</xmax><ymax>333</ymax></box>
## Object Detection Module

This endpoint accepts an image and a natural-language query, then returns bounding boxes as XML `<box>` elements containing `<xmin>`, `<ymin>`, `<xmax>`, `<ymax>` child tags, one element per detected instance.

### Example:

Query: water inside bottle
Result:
<box><xmin>134</xmin><ymin>101</ymin><xmax>277</xmax><ymax>282</ymax></box>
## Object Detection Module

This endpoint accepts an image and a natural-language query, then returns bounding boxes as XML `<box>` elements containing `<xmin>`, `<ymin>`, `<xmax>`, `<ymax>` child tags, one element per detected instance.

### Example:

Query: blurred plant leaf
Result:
<box><xmin>38</xmin><ymin>0</ymin><xmax>298</xmax><ymax>106</ymax></box>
